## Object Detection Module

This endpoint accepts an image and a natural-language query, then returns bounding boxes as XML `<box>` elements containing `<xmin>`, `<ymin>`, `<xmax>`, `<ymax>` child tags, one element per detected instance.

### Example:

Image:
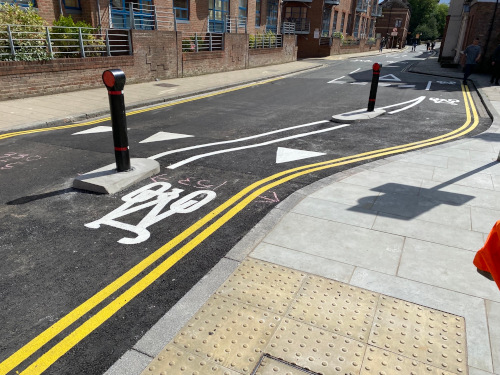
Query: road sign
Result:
<box><xmin>391</xmin><ymin>32</ymin><xmax>398</xmax><ymax>36</ymax></box>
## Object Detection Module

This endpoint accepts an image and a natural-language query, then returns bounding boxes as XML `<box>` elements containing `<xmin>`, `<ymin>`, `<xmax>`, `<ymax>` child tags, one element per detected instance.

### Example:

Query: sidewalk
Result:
<box><xmin>2</xmin><ymin>47</ymin><xmax>500</xmax><ymax>375</ymax></box>
<box><xmin>104</xmin><ymin>54</ymin><xmax>500</xmax><ymax>375</ymax></box>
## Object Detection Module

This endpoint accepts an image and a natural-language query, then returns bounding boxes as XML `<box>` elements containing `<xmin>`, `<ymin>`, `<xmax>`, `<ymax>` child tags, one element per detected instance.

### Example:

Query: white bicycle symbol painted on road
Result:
<box><xmin>429</xmin><ymin>98</ymin><xmax>460</xmax><ymax>105</ymax></box>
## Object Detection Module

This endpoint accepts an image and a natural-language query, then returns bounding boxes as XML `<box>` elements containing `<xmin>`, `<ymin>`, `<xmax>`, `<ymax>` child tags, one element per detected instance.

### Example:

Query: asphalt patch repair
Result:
<box><xmin>141</xmin><ymin>258</ymin><xmax>467</xmax><ymax>375</ymax></box>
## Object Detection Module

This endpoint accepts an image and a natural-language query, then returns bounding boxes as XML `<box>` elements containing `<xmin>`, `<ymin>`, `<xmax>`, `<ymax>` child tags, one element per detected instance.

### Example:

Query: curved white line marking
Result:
<box><xmin>149</xmin><ymin>120</ymin><xmax>329</xmax><ymax>160</ymax></box>
<box><xmin>349</xmin><ymin>68</ymin><xmax>361</xmax><ymax>74</ymax></box>
<box><xmin>388</xmin><ymin>96</ymin><xmax>426</xmax><ymax>114</ymax></box>
<box><xmin>328</xmin><ymin>76</ymin><xmax>346</xmax><ymax>83</ymax></box>
<box><xmin>167</xmin><ymin>124</ymin><xmax>350</xmax><ymax>169</ymax></box>
<box><xmin>379</xmin><ymin>96</ymin><xmax>426</xmax><ymax>110</ymax></box>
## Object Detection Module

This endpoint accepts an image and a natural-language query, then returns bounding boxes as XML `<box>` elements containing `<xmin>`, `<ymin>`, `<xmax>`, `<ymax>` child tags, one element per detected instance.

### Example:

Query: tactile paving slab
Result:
<box><xmin>216</xmin><ymin>258</ymin><xmax>306</xmax><ymax>314</ymax></box>
<box><xmin>266</xmin><ymin>318</ymin><xmax>366</xmax><ymax>374</ymax></box>
<box><xmin>368</xmin><ymin>295</ymin><xmax>468</xmax><ymax>374</ymax></box>
<box><xmin>171</xmin><ymin>295</ymin><xmax>281</xmax><ymax>373</ymax></box>
<box><xmin>360</xmin><ymin>346</ymin><xmax>458</xmax><ymax>375</ymax></box>
<box><xmin>252</xmin><ymin>355</ymin><xmax>311</xmax><ymax>375</ymax></box>
<box><xmin>287</xmin><ymin>275</ymin><xmax>379</xmax><ymax>343</ymax></box>
<box><xmin>140</xmin><ymin>343</ymin><xmax>240</xmax><ymax>375</ymax></box>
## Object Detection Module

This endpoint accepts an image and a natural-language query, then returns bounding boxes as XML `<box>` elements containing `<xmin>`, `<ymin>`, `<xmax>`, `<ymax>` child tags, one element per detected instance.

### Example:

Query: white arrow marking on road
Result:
<box><xmin>166</xmin><ymin>124</ymin><xmax>349</xmax><ymax>169</ymax></box>
<box><xmin>139</xmin><ymin>132</ymin><xmax>193</xmax><ymax>143</ymax></box>
<box><xmin>379</xmin><ymin>74</ymin><xmax>401</xmax><ymax>82</ymax></box>
<box><xmin>328</xmin><ymin>76</ymin><xmax>345</xmax><ymax>83</ymax></box>
<box><xmin>351</xmin><ymin>82</ymin><xmax>368</xmax><ymax>85</ymax></box>
<box><xmin>276</xmin><ymin>147</ymin><xmax>326</xmax><ymax>164</ymax></box>
<box><xmin>72</xmin><ymin>126</ymin><xmax>112</xmax><ymax>135</ymax></box>
<box><xmin>149</xmin><ymin>120</ymin><xmax>330</xmax><ymax>160</ymax></box>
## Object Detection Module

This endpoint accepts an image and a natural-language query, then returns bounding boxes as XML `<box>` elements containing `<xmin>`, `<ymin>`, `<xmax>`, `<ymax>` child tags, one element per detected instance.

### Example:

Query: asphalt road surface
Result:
<box><xmin>0</xmin><ymin>46</ymin><xmax>491</xmax><ymax>375</ymax></box>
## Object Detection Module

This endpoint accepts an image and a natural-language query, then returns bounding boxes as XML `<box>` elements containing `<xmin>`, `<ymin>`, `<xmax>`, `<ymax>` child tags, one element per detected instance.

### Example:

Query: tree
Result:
<box><xmin>435</xmin><ymin>3</ymin><xmax>449</xmax><ymax>36</ymax></box>
<box><xmin>407</xmin><ymin>0</ymin><xmax>439</xmax><ymax>33</ymax></box>
<box><xmin>415</xmin><ymin>16</ymin><xmax>439</xmax><ymax>41</ymax></box>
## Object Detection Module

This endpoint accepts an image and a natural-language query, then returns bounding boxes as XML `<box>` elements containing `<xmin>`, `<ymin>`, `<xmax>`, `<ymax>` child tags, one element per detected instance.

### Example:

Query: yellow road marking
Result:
<box><xmin>0</xmin><ymin>78</ymin><xmax>284</xmax><ymax>141</ymax></box>
<box><xmin>1</xmin><ymin>86</ymin><xmax>477</xmax><ymax>374</ymax></box>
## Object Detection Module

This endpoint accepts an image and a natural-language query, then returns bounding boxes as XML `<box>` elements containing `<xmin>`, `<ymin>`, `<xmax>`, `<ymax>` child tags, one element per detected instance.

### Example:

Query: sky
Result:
<box><xmin>440</xmin><ymin>0</ymin><xmax>450</xmax><ymax>3</ymax></box>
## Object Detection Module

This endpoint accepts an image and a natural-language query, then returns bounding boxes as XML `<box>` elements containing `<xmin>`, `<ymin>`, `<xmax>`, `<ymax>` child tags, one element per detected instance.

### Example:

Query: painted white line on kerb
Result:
<box><xmin>327</xmin><ymin>76</ymin><xmax>346</xmax><ymax>83</ymax></box>
<box><xmin>149</xmin><ymin>120</ymin><xmax>329</xmax><ymax>160</ymax></box>
<box><xmin>426</xmin><ymin>81</ymin><xmax>432</xmax><ymax>90</ymax></box>
<box><xmin>388</xmin><ymin>96</ymin><xmax>426</xmax><ymax>114</ymax></box>
<box><xmin>349</xmin><ymin>68</ymin><xmax>360</xmax><ymax>74</ymax></box>
<box><xmin>167</xmin><ymin>124</ymin><xmax>350</xmax><ymax>169</ymax></box>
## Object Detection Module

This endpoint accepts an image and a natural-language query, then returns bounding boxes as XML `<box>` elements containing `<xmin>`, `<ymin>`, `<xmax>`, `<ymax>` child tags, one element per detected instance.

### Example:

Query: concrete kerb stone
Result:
<box><xmin>331</xmin><ymin>108</ymin><xmax>386</xmax><ymax>123</ymax></box>
<box><xmin>73</xmin><ymin>158</ymin><xmax>160</xmax><ymax>195</ymax></box>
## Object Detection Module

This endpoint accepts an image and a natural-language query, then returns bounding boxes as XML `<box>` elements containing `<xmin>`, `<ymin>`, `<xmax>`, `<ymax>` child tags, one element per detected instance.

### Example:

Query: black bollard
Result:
<box><xmin>367</xmin><ymin>63</ymin><xmax>381</xmax><ymax>112</ymax></box>
<box><xmin>102</xmin><ymin>69</ymin><xmax>131</xmax><ymax>172</ymax></box>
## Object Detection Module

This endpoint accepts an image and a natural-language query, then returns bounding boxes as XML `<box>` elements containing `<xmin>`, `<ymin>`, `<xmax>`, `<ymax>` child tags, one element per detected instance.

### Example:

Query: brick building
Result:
<box><xmin>4</xmin><ymin>0</ymin><xmax>383</xmax><ymax>58</ymax></box>
<box><xmin>375</xmin><ymin>0</ymin><xmax>410</xmax><ymax>49</ymax></box>
<box><xmin>439</xmin><ymin>0</ymin><xmax>500</xmax><ymax>71</ymax></box>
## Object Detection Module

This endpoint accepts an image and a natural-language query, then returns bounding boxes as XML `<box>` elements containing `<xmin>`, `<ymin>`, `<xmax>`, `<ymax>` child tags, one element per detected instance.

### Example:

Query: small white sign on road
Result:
<box><xmin>379</xmin><ymin>74</ymin><xmax>401</xmax><ymax>82</ymax></box>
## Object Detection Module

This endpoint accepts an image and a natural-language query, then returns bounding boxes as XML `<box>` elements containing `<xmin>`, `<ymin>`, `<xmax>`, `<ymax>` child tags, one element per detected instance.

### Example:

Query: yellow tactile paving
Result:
<box><xmin>170</xmin><ymin>295</ymin><xmax>281</xmax><ymax>374</ymax></box>
<box><xmin>368</xmin><ymin>296</ymin><xmax>468</xmax><ymax>374</ymax></box>
<box><xmin>287</xmin><ymin>275</ymin><xmax>379</xmax><ymax>343</ymax></box>
<box><xmin>266</xmin><ymin>318</ymin><xmax>366</xmax><ymax>374</ymax></box>
<box><xmin>145</xmin><ymin>258</ymin><xmax>468</xmax><ymax>375</ymax></box>
<box><xmin>216</xmin><ymin>258</ymin><xmax>306</xmax><ymax>314</ymax></box>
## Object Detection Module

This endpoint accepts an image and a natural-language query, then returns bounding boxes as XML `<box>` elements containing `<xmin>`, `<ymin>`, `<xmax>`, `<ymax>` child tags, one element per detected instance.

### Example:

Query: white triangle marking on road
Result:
<box><xmin>276</xmin><ymin>147</ymin><xmax>326</xmax><ymax>164</ymax></box>
<box><xmin>139</xmin><ymin>131</ymin><xmax>194</xmax><ymax>143</ymax></box>
<box><xmin>72</xmin><ymin>126</ymin><xmax>112</xmax><ymax>135</ymax></box>
<box><xmin>379</xmin><ymin>74</ymin><xmax>402</xmax><ymax>82</ymax></box>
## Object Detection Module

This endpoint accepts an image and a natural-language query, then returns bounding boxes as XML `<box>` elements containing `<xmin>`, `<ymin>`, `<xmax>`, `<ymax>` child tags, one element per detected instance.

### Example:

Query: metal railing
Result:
<box><xmin>109</xmin><ymin>3</ymin><xmax>176</xmax><ymax>31</ymax></box>
<box><xmin>181</xmin><ymin>32</ymin><xmax>224</xmax><ymax>52</ymax></box>
<box><xmin>225</xmin><ymin>16</ymin><xmax>247</xmax><ymax>33</ymax></box>
<box><xmin>287</xmin><ymin>18</ymin><xmax>310</xmax><ymax>34</ymax></box>
<box><xmin>341</xmin><ymin>38</ymin><xmax>361</xmax><ymax>46</ymax></box>
<box><xmin>319</xmin><ymin>37</ymin><xmax>331</xmax><ymax>46</ymax></box>
<box><xmin>324</xmin><ymin>0</ymin><xmax>340</xmax><ymax>4</ymax></box>
<box><xmin>249</xmin><ymin>34</ymin><xmax>282</xmax><ymax>49</ymax></box>
<box><xmin>0</xmin><ymin>24</ymin><xmax>131</xmax><ymax>60</ymax></box>
<box><xmin>282</xmin><ymin>22</ymin><xmax>295</xmax><ymax>34</ymax></box>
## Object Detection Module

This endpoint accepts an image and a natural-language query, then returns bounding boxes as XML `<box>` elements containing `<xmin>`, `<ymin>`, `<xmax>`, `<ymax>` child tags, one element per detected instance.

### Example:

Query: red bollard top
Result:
<box><xmin>373</xmin><ymin>63</ymin><xmax>381</xmax><ymax>72</ymax></box>
<box><xmin>102</xmin><ymin>69</ymin><xmax>126</xmax><ymax>93</ymax></box>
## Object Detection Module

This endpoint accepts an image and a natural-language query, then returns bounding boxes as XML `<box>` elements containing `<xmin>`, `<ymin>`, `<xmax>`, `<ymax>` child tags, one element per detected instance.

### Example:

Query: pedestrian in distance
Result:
<box><xmin>431</xmin><ymin>41</ymin><xmax>435</xmax><ymax>50</ymax></box>
<box><xmin>412</xmin><ymin>38</ymin><xmax>417</xmax><ymax>52</ymax></box>
<box><xmin>426</xmin><ymin>41</ymin><xmax>430</xmax><ymax>51</ymax></box>
<box><xmin>490</xmin><ymin>42</ymin><xmax>500</xmax><ymax>85</ymax></box>
<box><xmin>379</xmin><ymin>38</ymin><xmax>385</xmax><ymax>52</ymax></box>
<box><xmin>461</xmin><ymin>38</ymin><xmax>482</xmax><ymax>85</ymax></box>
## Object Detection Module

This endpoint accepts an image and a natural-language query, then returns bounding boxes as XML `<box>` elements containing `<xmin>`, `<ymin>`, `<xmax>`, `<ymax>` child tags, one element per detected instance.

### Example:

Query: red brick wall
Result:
<box><xmin>0</xmin><ymin>30</ymin><xmax>297</xmax><ymax>100</ymax></box>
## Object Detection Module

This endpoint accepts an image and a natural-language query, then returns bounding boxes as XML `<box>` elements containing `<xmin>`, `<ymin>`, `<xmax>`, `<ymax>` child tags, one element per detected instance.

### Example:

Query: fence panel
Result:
<box><xmin>249</xmin><ymin>34</ymin><xmax>282</xmax><ymax>49</ymax></box>
<box><xmin>182</xmin><ymin>32</ymin><xmax>224</xmax><ymax>52</ymax></box>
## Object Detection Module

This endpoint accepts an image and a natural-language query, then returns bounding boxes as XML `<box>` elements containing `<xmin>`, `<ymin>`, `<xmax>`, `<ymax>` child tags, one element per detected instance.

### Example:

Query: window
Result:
<box><xmin>174</xmin><ymin>0</ymin><xmax>188</xmax><ymax>20</ymax></box>
<box><xmin>3</xmin><ymin>0</ymin><xmax>36</xmax><ymax>6</ymax></box>
<box><xmin>395</xmin><ymin>19</ymin><xmax>402</xmax><ymax>28</ymax></box>
<box><xmin>63</xmin><ymin>0</ymin><xmax>80</xmax><ymax>9</ymax></box>
<box><xmin>321</xmin><ymin>7</ymin><xmax>331</xmax><ymax>37</ymax></box>
<box><xmin>332</xmin><ymin>10</ymin><xmax>338</xmax><ymax>32</ymax></box>
<box><xmin>238</xmin><ymin>0</ymin><xmax>247</xmax><ymax>18</ymax></box>
<box><xmin>209</xmin><ymin>0</ymin><xmax>228</xmax><ymax>32</ymax></box>
<box><xmin>369</xmin><ymin>19</ymin><xmax>374</xmax><ymax>37</ymax></box>
<box><xmin>340</xmin><ymin>12</ymin><xmax>345</xmax><ymax>33</ymax></box>
<box><xmin>353</xmin><ymin>15</ymin><xmax>359</xmax><ymax>37</ymax></box>
<box><xmin>284</xmin><ymin>6</ymin><xmax>307</xmax><ymax>21</ymax></box>
<box><xmin>255</xmin><ymin>0</ymin><xmax>261</xmax><ymax>26</ymax></box>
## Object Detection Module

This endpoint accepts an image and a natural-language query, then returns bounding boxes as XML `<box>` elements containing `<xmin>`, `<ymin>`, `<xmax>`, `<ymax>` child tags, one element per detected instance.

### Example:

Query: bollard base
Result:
<box><xmin>331</xmin><ymin>108</ymin><xmax>386</xmax><ymax>123</ymax></box>
<box><xmin>73</xmin><ymin>158</ymin><xmax>160</xmax><ymax>194</ymax></box>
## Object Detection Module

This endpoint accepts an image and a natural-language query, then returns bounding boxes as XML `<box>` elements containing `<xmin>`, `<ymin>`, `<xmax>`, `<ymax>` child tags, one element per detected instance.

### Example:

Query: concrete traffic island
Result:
<box><xmin>73</xmin><ymin>158</ymin><xmax>160</xmax><ymax>194</ymax></box>
<box><xmin>331</xmin><ymin>108</ymin><xmax>386</xmax><ymax>123</ymax></box>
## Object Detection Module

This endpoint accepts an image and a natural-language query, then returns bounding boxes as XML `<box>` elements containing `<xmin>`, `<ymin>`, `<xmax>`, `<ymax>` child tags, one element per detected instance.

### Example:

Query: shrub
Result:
<box><xmin>0</xmin><ymin>3</ymin><xmax>49</xmax><ymax>61</ymax></box>
<box><xmin>52</xmin><ymin>15</ymin><xmax>104</xmax><ymax>57</ymax></box>
<box><xmin>332</xmin><ymin>31</ymin><xmax>344</xmax><ymax>40</ymax></box>
<box><xmin>182</xmin><ymin>34</ymin><xmax>203</xmax><ymax>52</ymax></box>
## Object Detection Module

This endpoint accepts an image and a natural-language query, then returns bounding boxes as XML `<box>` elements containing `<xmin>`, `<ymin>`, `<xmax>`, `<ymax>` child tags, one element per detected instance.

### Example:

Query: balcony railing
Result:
<box><xmin>286</xmin><ymin>18</ymin><xmax>310</xmax><ymax>34</ymax></box>
<box><xmin>282</xmin><ymin>22</ymin><xmax>295</xmax><ymax>34</ymax></box>
<box><xmin>356</xmin><ymin>0</ymin><xmax>368</xmax><ymax>12</ymax></box>
<box><xmin>324</xmin><ymin>0</ymin><xmax>340</xmax><ymax>5</ymax></box>
<box><xmin>109</xmin><ymin>3</ymin><xmax>176</xmax><ymax>31</ymax></box>
<box><xmin>225</xmin><ymin>16</ymin><xmax>247</xmax><ymax>33</ymax></box>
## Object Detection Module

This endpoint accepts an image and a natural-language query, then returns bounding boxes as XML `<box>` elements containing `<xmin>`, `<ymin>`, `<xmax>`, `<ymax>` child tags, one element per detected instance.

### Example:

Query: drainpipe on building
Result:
<box><xmin>96</xmin><ymin>0</ymin><xmax>102</xmax><ymax>30</ymax></box>
<box><xmin>482</xmin><ymin>0</ymin><xmax>499</xmax><ymax>69</ymax></box>
<box><xmin>58</xmin><ymin>0</ymin><xmax>63</xmax><ymax>18</ymax></box>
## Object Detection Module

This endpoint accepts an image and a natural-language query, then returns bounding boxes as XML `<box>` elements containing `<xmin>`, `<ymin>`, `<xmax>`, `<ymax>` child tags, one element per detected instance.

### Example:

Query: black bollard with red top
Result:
<box><xmin>102</xmin><ymin>69</ymin><xmax>131</xmax><ymax>172</ymax></box>
<box><xmin>367</xmin><ymin>63</ymin><xmax>381</xmax><ymax>112</ymax></box>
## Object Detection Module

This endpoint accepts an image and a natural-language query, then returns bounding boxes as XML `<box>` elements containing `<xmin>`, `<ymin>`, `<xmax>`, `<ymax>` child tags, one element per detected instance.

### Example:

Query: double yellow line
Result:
<box><xmin>0</xmin><ymin>85</ymin><xmax>478</xmax><ymax>374</ymax></box>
